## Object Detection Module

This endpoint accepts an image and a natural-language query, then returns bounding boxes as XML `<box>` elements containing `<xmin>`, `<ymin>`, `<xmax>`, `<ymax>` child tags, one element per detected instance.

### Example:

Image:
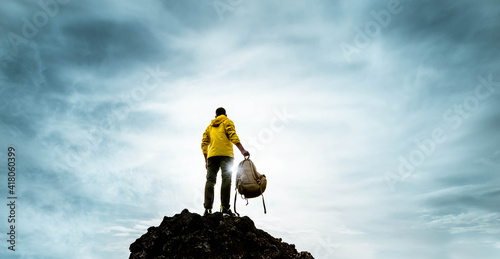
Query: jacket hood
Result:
<box><xmin>211</xmin><ymin>115</ymin><xmax>227</xmax><ymax>127</ymax></box>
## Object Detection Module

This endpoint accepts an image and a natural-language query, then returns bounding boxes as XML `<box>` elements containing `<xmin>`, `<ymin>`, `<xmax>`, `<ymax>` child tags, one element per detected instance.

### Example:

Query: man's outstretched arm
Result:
<box><xmin>235</xmin><ymin>143</ymin><xmax>250</xmax><ymax>157</ymax></box>
<box><xmin>225</xmin><ymin>120</ymin><xmax>249</xmax><ymax>157</ymax></box>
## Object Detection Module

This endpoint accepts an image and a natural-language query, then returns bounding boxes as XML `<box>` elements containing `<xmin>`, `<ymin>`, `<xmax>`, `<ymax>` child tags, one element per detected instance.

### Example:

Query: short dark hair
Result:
<box><xmin>216</xmin><ymin>107</ymin><xmax>226</xmax><ymax>116</ymax></box>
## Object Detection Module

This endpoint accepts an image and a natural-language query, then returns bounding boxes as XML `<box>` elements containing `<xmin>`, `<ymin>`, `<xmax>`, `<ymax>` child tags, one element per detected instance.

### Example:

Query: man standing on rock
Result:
<box><xmin>201</xmin><ymin>107</ymin><xmax>250</xmax><ymax>216</ymax></box>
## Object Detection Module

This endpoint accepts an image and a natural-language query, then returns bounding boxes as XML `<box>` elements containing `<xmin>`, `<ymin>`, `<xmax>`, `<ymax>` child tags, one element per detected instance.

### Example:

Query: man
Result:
<box><xmin>201</xmin><ymin>107</ymin><xmax>250</xmax><ymax>216</ymax></box>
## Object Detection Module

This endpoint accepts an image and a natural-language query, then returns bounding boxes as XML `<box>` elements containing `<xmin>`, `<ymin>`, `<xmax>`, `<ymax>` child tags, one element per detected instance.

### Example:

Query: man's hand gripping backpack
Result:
<box><xmin>234</xmin><ymin>156</ymin><xmax>267</xmax><ymax>216</ymax></box>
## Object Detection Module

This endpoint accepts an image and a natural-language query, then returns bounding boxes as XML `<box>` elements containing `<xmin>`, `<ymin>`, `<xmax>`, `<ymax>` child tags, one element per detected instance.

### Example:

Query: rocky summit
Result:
<box><xmin>129</xmin><ymin>209</ymin><xmax>314</xmax><ymax>259</ymax></box>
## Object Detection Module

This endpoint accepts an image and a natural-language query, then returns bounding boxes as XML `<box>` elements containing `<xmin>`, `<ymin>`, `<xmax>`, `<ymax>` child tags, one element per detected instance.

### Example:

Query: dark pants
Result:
<box><xmin>204</xmin><ymin>156</ymin><xmax>234</xmax><ymax>210</ymax></box>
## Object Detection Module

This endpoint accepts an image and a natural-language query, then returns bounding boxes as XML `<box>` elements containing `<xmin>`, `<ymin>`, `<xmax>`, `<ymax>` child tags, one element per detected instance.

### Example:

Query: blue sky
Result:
<box><xmin>1</xmin><ymin>0</ymin><xmax>499</xmax><ymax>258</ymax></box>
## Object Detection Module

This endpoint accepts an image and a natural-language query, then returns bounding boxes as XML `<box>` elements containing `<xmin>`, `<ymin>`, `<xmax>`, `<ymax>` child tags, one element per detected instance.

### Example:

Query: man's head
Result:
<box><xmin>215</xmin><ymin>107</ymin><xmax>226</xmax><ymax>117</ymax></box>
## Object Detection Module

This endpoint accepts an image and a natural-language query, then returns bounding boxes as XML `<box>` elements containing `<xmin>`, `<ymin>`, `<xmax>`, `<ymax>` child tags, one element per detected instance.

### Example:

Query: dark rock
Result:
<box><xmin>129</xmin><ymin>209</ymin><xmax>314</xmax><ymax>259</ymax></box>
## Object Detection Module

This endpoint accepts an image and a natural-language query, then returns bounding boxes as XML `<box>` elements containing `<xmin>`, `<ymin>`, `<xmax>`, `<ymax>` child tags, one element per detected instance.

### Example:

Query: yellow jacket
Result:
<box><xmin>201</xmin><ymin>115</ymin><xmax>241</xmax><ymax>158</ymax></box>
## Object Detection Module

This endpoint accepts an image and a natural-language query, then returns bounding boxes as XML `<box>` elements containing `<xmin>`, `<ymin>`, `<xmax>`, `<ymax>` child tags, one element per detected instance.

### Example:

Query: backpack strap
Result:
<box><xmin>250</xmin><ymin>159</ymin><xmax>267</xmax><ymax>214</ymax></box>
<box><xmin>234</xmin><ymin>173</ymin><xmax>241</xmax><ymax>217</ymax></box>
<box><xmin>233</xmin><ymin>160</ymin><xmax>244</xmax><ymax>217</ymax></box>
<box><xmin>233</xmin><ymin>188</ymin><xmax>240</xmax><ymax>217</ymax></box>
<box><xmin>260</xmin><ymin>189</ymin><xmax>267</xmax><ymax>214</ymax></box>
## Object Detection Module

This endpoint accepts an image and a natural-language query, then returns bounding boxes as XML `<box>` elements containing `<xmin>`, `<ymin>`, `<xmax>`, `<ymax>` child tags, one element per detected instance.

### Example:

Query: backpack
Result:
<box><xmin>233</xmin><ymin>157</ymin><xmax>267</xmax><ymax>216</ymax></box>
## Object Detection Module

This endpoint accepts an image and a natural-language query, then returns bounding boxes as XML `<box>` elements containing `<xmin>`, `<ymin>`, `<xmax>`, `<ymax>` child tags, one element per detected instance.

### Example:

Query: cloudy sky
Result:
<box><xmin>1</xmin><ymin>0</ymin><xmax>499</xmax><ymax>258</ymax></box>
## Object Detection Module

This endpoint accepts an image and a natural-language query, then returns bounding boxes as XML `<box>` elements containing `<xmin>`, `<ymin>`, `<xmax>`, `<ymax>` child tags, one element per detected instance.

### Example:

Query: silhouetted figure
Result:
<box><xmin>201</xmin><ymin>107</ymin><xmax>249</xmax><ymax>216</ymax></box>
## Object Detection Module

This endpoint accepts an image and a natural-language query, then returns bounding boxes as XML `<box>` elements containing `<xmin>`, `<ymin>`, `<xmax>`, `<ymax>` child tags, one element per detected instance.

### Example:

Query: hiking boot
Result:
<box><xmin>203</xmin><ymin>209</ymin><xmax>212</xmax><ymax>216</ymax></box>
<box><xmin>220</xmin><ymin>206</ymin><xmax>234</xmax><ymax>216</ymax></box>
